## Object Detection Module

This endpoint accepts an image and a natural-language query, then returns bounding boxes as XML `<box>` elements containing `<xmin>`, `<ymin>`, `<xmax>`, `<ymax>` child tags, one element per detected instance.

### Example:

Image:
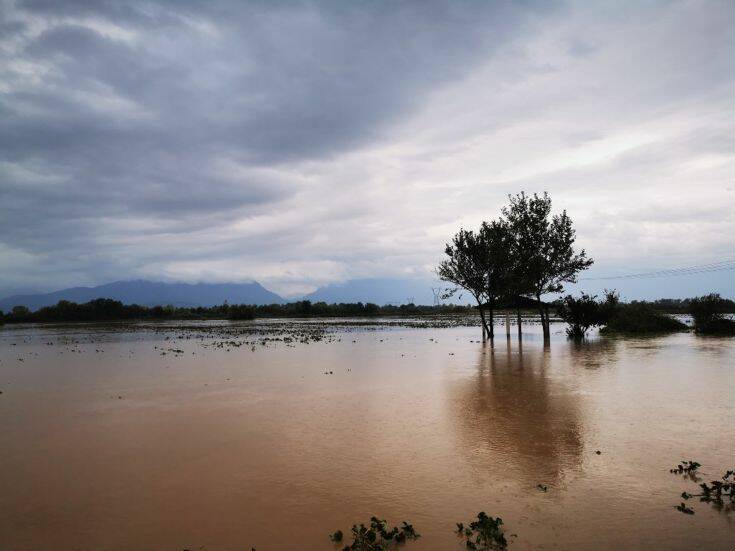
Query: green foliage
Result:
<box><xmin>688</xmin><ymin>293</ymin><xmax>735</xmax><ymax>335</ymax></box>
<box><xmin>456</xmin><ymin>512</ymin><xmax>508</xmax><ymax>550</ymax></box>
<box><xmin>676</xmin><ymin>466</ymin><xmax>735</xmax><ymax>514</ymax></box>
<box><xmin>438</xmin><ymin>227</ymin><xmax>494</xmax><ymax>305</ymax></box>
<box><xmin>556</xmin><ymin>290</ymin><xmax>619</xmax><ymax>339</ymax></box>
<box><xmin>437</xmin><ymin>192</ymin><xmax>592</xmax><ymax>340</ymax></box>
<box><xmin>600</xmin><ymin>302</ymin><xmax>687</xmax><ymax>334</ymax></box>
<box><xmin>670</xmin><ymin>460</ymin><xmax>701</xmax><ymax>474</ymax></box>
<box><xmin>502</xmin><ymin>192</ymin><xmax>592</xmax><ymax>339</ymax></box>
<box><xmin>503</xmin><ymin>192</ymin><xmax>593</xmax><ymax>298</ymax></box>
<box><xmin>330</xmin><ymin>517</ymin><xmax>420</xmax><ymax>550</ymax></box>
<box><xmin>556</xmin><ymin>293</ymin><xmax>602</xmax><ymax>339</ymax></box>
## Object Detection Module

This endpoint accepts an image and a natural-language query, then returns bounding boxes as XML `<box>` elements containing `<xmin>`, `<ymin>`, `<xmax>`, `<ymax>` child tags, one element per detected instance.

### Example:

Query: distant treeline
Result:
<box><xmin>1</xmin><ymin>295</ymin><xmax>733</xmax><ymax>325</ymax></box>
<box><xmin>625</xmin><ymin>297</ymin><xmax>735</xmax><ymax>313</ymax></box>
<box><xmin>0</xmin><ymin>298</ymin><xmax>473</xmax><ymax>324</ymax></box>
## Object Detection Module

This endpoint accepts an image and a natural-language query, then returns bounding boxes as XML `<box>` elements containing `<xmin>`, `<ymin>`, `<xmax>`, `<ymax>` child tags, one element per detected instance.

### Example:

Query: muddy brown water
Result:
<box><xmin>0</xmin><ymin>319</ymin><xmax>733</xmax><ymax>550</ymax></box>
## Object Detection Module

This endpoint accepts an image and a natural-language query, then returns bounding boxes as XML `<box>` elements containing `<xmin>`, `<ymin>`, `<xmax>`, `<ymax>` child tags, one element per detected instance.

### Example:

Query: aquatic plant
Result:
<box><xmin>670</xmin><ymin>460</ymin><xmax>701</xmax><ymax>474</ymax></box>
<box><xmin>456</xmin><ymin>512</ymin><xmax>508</xmax><ymax>550</ymax></box>
<box><xmin>330</xmin><ymin>516</ymin><xmax>419</xmax><ymax>550</ymax></box>
<box><xmin>675</xmin><ymin>502</ymin><xmax>695</xmax><ymax>514</ymax></box>
<box><xmin>675</xmin><ymin>467</ymin><xmax>735</xmax><ymax>514</ymax></box>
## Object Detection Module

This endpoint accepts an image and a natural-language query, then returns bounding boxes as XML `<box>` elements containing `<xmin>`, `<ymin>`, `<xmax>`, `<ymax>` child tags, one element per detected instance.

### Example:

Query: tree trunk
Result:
<box><xmin>488</xmin><ymin>303</ymin><xmax>495</xmax><ymax>341</ymax></box>
<box><xmin>537</xmin><ymin>294</ymin><xmax>550</xmax><ymax>342</ymax></box>
<box><xmin>516</xmin><ymin>306</ymin><xmax>522</xmax><ymax>339</ymax></box>
<box><xmin>477</xmin><ymin>300</ymin><xmax>490</xmax><ymax>341</ymax></box>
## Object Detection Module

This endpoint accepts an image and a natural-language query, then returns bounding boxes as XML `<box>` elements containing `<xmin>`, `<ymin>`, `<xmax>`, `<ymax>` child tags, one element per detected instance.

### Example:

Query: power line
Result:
<box><xmin>580</xmin><ymin>259</ymin><xmax>735</xmax><ymax>281</ymax></box>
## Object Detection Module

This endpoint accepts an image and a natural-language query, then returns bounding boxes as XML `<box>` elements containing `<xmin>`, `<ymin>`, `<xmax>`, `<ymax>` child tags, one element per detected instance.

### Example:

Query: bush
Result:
<box><xmin>688</xmin><ymin>293</ymin><xmax>735</xmax><ymax>335</ymax></box>
<box><xmin>601</xmin><ymin>302</ymin><xmax>687</xmax><ymax>334</ymax></box>
<box><xmin>556</xmin><ymin>290</ymin><xmax>620</xmax><ymax>339</ymax></box>
<box><xmin>556</xmin><ymin>293</ymin><xmax>601</xmax><ymax>339</ymax></box>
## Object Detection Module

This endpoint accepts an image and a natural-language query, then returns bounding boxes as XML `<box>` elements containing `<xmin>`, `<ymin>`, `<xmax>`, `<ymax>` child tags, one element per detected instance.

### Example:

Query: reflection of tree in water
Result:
<box><xmin>566</xmin><ymin>336</ymin><xmax>620</xmax><ymax>370</ymax></box>
<box><xmin>448</xmin><ymin>341</ymin><xmax>584</xmax><ymax>486</ymax></box>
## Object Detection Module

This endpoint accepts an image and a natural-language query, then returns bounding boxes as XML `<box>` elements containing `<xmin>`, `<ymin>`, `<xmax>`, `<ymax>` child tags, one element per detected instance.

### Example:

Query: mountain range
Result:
<box><xmin>0</xmin><ymin>278</ymin><xmax>449</xmax><ymax>312</ymax></box>
<box><xmin>0</xmin><ymin>280</ymin><xmax>284</xmax><ymax>312</ymax></box>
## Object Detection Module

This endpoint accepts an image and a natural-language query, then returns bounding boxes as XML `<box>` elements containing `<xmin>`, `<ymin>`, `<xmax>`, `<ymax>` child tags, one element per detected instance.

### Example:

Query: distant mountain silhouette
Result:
<box><xmin>0</xmin><ymin>280</ymin><xmax>285</xmax><ymax>312</ymax></box>
<box><xmin>302</xmin><ymin>278</ymin><xmax>453</xmax><ymax>305</ymax></box>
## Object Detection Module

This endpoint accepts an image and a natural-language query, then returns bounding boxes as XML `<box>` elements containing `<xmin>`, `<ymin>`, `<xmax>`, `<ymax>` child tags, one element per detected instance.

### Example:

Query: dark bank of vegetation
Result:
<box><xmin>0</xmin><ymin>297</ymin><xmax>473</xmax><ymax>324</ymax></box>
<box><xmin>556</xmin><ymin>291</ymin><xmax>688</xmax><ymax>337</ymax></box>
<box><xmin>688</xmin><ymin>293</ymin><xmax>735</xmax><ymax>335</ymax></box>
<box><xmin>601</xmin><ymin>302</ymin><xmax>688</xmax><ymax>334</ymax></box>
<box><xmin>634</xmin><ymin>296</ymin><xmax>735</xmax><ymax>314</ymax></box>
<box><xmin>0</xmin><ymin>299</ymin><xmax>257</xmax><ymax>324</ymax></box>
<box><xmin>556</xmin><ymin>291</ymin><xmax>733</xmax><ymax>338</ymax></box>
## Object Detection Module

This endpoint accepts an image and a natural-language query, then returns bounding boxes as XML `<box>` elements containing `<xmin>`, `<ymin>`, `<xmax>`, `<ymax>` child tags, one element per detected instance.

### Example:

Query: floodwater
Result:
<box><xmin>0</xmin><ymin>319</ymin><xmax>733</xmax><ymax>550</ymax></box>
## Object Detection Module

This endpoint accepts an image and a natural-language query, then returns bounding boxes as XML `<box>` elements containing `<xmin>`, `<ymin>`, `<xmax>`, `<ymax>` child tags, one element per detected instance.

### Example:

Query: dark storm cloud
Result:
<box><xmin>4</xmin><ymin>0</ymin><xmax>732</xmax><ymax>299</ymax></box>
<box><xmin>0</xmin><ymin>0</ymin><xmax>554</xmax><ymax>293</ymax></box>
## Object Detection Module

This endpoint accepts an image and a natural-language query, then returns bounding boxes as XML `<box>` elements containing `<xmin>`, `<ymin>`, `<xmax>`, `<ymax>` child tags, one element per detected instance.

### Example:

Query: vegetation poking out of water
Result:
<box><xmin>329</xmin><ymin>517</ymin><xmax>419</xmax><ymax>550</ymax></box>
<box><xmin>556</xmin><ymin>290</ymin><xmax>691</xmax><ymax>338</ymax></box>
<box><xmin>672</xmin><ymin>463</ymin><xmax>735</xmax><ymax>514</ymax></box>
<box><xmin>600</xmin><ymin>302</ymin><xmax>688</xmax><ymax>335</ymax></box>
<box><xmin>456</xmin><ymin>512</ymin><xmax>510</xmax><ymax>550</ymax></box>
<box><xmin>688</xmin><ymin>294</ymin><xmax>735</xmax><ymax>335</ymax></box>
<box><xmin>670</xmin><ymin>460</ymin><xmax>701</xmax><ymax>474</ymax></box>
<box><xmin>329</xmin><ymin>513</ymin><xmax>511</xmax><ymax>550</ymax></box>
<box><xmin>556</xmin><ymin>290</ymin><xmax>619</xmax><ymax>339</ymax></box>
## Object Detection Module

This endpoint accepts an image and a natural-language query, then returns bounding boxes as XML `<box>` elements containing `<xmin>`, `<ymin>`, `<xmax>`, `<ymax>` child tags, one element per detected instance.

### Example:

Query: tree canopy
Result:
<box><xmin>438</xmin><ymin>192</ymin><xmax>593</xmax><ymax>342</ymax></box>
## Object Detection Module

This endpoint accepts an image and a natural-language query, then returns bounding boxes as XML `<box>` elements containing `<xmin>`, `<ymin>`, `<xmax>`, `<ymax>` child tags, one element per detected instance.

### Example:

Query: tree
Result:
<box><xmin>437</xmin><ymin>228</ymin><xmax>493</xmax><ymax>339</ymax></box>
<box><xmin>502</xmin><ymin>192</ymin><xmax>593</xmax><ymax>342</ymax></box>
<box><xmin>478</xmin><ymin>219</ymin><xmax>514</xmax><ymax>340</ymax></box>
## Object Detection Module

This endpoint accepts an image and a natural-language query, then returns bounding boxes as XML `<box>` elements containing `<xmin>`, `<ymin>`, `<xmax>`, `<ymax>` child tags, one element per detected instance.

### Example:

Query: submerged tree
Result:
<box><xmin>438</xmin><ymin>221</ymin><xmax>514</xmax><ymax>341</ymax></box>
<box><xmin>437</xmin><ymin>228</ymin><xmax>493</xmax><ymax>339</ymax></box>
<box><xmin>478</xmin><ymin>219</ymin><xmax>514</xmax><ymax>340</ymax></box>
<box><xmin>502</xmin><ymin>192</ymin><xmax>593</xmax><ymax>342</ymax></box>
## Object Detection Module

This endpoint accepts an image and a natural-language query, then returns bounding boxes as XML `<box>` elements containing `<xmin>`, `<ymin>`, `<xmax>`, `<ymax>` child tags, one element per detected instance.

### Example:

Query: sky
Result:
<box><xmin>1</xmin><ymin>0</ymin><xmax>734</xmax><ymax>300</ymax></box>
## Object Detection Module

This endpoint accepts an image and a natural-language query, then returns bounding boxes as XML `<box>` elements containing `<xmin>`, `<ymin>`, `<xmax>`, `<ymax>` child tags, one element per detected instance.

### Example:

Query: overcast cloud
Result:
<box><xmin>1</xmin><ymin>0</ymin><xmax>733</xmax><ymax>299</ymax></box>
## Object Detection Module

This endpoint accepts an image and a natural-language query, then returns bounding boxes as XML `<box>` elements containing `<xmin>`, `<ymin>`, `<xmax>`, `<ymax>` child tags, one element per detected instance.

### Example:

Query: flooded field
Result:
<box><xmin>1</xmin><ymin>318</ymin><xmax>733</xmax><ymax>550</ymax></box>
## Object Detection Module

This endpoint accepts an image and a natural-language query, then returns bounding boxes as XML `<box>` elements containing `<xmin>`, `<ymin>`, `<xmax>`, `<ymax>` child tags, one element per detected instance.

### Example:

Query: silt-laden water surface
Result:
<box><xmin>0</xmin><ymin>319</ymin><xmax>733</xmax><ymax>550</ymax></box>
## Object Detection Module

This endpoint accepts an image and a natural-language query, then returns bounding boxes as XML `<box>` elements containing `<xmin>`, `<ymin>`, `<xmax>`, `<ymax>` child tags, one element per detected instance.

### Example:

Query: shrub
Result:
<box><xmin>556</xmin><ymin>293</ymin><xmax>601</xmax><ymax>339</ymax></box>
<box><xmin>456</xmin><ymin>512</ymin><xmax>508</xmax><ymax>550</ymax></box>
<box><xmin>330</xmin><ymin>517</ymin><xmax>419</xmax><ymax>550</ymax></box>
<box><xmin>556</xmin><ymin>289</ymin><xmax>620</xmax><ymax>339</ymax></box>
<box><xmin>688</xmin><ymin>293</ymin><xmax>735</xmax><ymax>335</ymax></box>
<box><xmin>601</xmin><ymin>302</ymin><xmax>687</xmax><ymax>334</ymax></box>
